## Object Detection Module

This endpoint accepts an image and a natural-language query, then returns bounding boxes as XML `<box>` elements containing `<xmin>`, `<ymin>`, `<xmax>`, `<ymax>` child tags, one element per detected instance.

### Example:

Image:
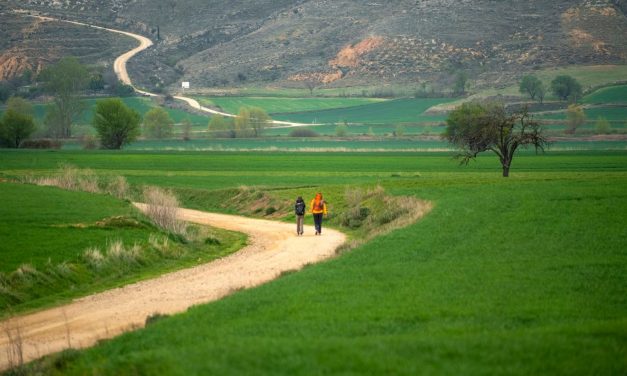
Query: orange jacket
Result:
<box><xmin>310</xmin><ymin>198</ymin><xmax>327</xmax><ymax>215</ymax></box>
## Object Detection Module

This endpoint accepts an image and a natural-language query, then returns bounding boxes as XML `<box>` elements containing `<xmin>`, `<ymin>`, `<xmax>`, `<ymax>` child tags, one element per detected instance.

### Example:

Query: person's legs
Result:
<box><xmin>297</xmin><ymin>215</ymin><xmax>304</xmax><ymax>235</ymax></box>
<box><xmin>313</xmin><ymin>213</ymin><xmax>322</xmax><ymax>234</ymax></box>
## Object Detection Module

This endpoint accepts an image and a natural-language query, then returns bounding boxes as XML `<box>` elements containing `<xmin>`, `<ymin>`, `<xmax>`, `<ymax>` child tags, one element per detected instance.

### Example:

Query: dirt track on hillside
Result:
<box><xmin>0</xmin><ymin>206</ymin><xmax>345</xmax><ymax>371</ymax></box>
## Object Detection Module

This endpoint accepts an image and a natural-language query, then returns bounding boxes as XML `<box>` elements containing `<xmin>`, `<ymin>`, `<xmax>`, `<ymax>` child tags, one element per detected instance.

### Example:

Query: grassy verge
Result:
<box><xmin>0</xmin><ymin>181</ymin><xmax>246</xmax><ymax>317</ymax></box>
<box><xmin>16</xmin><ymin>150</ymin><xmax>626</xmax><ymax>375</ymax></box>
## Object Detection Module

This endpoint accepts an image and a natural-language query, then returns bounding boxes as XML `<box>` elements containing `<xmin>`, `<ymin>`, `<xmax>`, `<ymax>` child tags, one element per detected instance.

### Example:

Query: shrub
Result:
<box><xmin>595</xmin><ymin>117</ymin><xmax>611</xmax><ymax>134</ymax></box>
<box><xmin>83</xmin><ymin>247</ymin><xmax>105</xmax><ymax>270</ymax></box>
<box><xmin>19</xmin><ymin>139</ymin><xmax>62</xmax><ymax>149</ymax></box>
<box><xmin>143</xmin><ymin>186</ymin><xmax>187</xmax><ymax>236</ymax></box>
<box><xmin>335</xmin><ymin>124</ymin><xmax>348</xmax><ymax>137</ymax></box>
<box><xmin>289</xmin><ymin>128</ymin><xmax>320</xmax><ymax>137</ymax></box>
<box><xmin>105</xmin><ymin>176</ymin><xmax>130</xmax><ymax>200</ymax></box>
<box><xmin>80</xmin><ymin>135</ymin><xmax>99</xmax><ymax>150</ymax></box>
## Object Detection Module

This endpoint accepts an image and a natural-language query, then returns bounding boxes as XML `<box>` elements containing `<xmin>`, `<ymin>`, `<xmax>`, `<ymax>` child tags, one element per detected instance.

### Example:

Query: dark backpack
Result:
<box><xmin>295</xmin><ymin>201</ymin><xmax>305</xmax><ymax>216</ymax></box>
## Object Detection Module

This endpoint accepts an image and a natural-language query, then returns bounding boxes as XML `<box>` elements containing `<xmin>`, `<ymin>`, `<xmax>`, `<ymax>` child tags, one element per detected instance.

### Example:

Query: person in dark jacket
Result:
<box><xmin>294</xmin><ymin>196</ymin><xmax>306</xmax><ymax>236</ymax></box>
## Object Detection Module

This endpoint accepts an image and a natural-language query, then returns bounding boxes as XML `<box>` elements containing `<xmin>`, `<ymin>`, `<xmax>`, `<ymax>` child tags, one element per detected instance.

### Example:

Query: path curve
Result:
<box><xmin>20</xmin><ymin>10</ymin><xmax>312</xmax><ymax>127</ymax></box>
<box><xmin>0</xmin><ymin>205</ymin><xmax>345</xmax><ymax>371</ymax></box>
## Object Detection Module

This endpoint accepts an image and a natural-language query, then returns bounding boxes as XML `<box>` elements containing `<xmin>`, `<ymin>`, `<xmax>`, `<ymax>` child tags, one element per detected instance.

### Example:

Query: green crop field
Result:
<box><xmin>583</xmin><ymin>85</ymin><xmax>627</xmax><ymax>104</ymax></box>
<box><xmin>0</xmin><ymin>175</ymin><xmax>246</xmax><ymax>315</ymax></box>
<box><xmin>0</xmin><ymin>183</ymin><xmax>150</xmax><ymax>273</ymax></box>
<box><xmin>55</xmin><ymin>138</ymin><xmax>627</xmax><ymax>152</ymax></box>
<box><xmin>536</xmin><ymin>106</ymin><xmax>627</xmax><ymax>123</ymax></box>
<box><xmin>272</xmin><ymin>98</ymin><xmax>452</xmax><ymax>125</ymax></box>
<box><xmin>3</xmin><ymin>148</ymin><xmax>624</xmax><ymax>375</ymax></box>
<box><xmin>195</xmin><ymin>96</ymin><xmax>386</xmax><ymax>115</ymax></box>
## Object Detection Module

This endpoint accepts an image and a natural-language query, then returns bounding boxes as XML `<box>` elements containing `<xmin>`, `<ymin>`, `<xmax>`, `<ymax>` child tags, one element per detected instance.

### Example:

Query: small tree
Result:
<box><xmin>595</xmin><ymin>117</ymin><xmax>611</xmax><ymax>134</ymax></box>
<box><xmin>444</xmin><ymin>102</ymin><xmax>549</xmax><ymax>177</ymax></box>
<box><xmin>208</xmin><ymin>114</ymin><xmax>234</xmax><ymax>138</ymax></box>
<box><xmin>181</xmin><ymin>118</ymin><xmax>192</xmax><ymax>141</ymax></box>
<box><xmin>40</xmin><ymin>57</ymin><xmax>89</xmax><ymax>138</ymax></box>
<box><xmin>235</xmin><ymin>107</ymin><xmax>270</xmax><ymax>138</ymax></box>
<box><xmin>335</xmin><ymin>124</ymin><xmax>348</xmax><ymax>137</ymax></box>
<box><xmin>519</xmin><ymin>75</ymin><xmax>544</xmax><ymax>101</ymax></box>
<box><xmin>453</xmin><ymin>71</ymin><xmax>468</xmax><ymax>96</ymax></box>
<box><xmin>143</xmin><ymin>107</ymin><xmax>174</xmax><ymax>139</ymax></box>
<box><xmin>394</xmin><ymin>124</ymin><xmax>405</xmax><ymax>137</ymax></box>
<box><xmin>5</xmin><ymin>96</ymin><xmax>33</xmax><ymax>116</ymax></box>
<box><xmin>92</xmin><ymin>98</ymin><xmax>141</xmax><ymax>149</ymax></box>
<box><xmin>565</xmin><ymin>104</ymin><xmax>586</xmax><ymax>134</ymax></box>
<box><xmin>537</xmin><ymin>84</ymin><xmax>546</xmax><ymax>104</ymax></box>
<box><xmin>551</xmin><ymin>75</ymin><xmax>582</xmax><ymax>102</ymax></box>
<box><xmin>0</xmin><ymin>109</ymin><xmax>36</xmax><ymax>148</ymax></box>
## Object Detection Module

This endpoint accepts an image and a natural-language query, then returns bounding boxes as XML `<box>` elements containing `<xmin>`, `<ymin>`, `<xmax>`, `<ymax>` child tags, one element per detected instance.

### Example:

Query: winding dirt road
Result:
<box><xmin>0</xmin><ymin>206</ymin><xmax>345</xmax><ymax>370</ymax></box>
<box><xmin>21</xmin><ymin>11</ymin><xmax>310</xmax><ymax>125</ymax></box>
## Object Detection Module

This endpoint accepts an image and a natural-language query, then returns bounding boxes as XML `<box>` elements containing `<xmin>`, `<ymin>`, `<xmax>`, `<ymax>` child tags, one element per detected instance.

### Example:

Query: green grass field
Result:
<box><xmin>3</xmin><ymin>149</ymin><xmax>623</xmax><ymax>375</ymax></box>
<box><xmin>55</xmin><ymin>138</ymin><xmax>627</xmax><ymax>152</ymax></box>
<box><xmin>195</xmin><ymin>96</ymin><xmax>386</xmax><ymax>115</ymax></box>
<box><xmin>272</xmin><ymin>98</ymin><xmax>452</xmax><ymax>125</ymax></box>
<box><xmin>0</xmin><ymin>178</ymin><xmax>246</xmax><ymax>315</ymax></box>
<box><xmin>0</xmin><ymin>183</ymin><xmax>150</xmax><ymax>273</ymax></box>
<box><xmin>583</xmin><ymin>85</ymin><xmax>627</xmax><ymax>104</ymax></box>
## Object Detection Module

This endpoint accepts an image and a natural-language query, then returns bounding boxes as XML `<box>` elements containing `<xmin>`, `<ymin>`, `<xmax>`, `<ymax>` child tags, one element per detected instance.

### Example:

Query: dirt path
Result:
<box><xmin>0</xmin><ymin>206</ymin><xmax>345</xmax><ymax>371</ymax></box>
<box><xmin>18</xmin><ymin>10</ymin><xmax>312</xmax><ymax>127</ymax></box>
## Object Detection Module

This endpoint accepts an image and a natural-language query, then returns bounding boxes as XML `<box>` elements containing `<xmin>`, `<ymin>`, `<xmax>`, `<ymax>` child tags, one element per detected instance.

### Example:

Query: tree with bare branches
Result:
<box><xmin>444</xmin><ymin>102</ymin><xmax>549</xmax><ymax>177</ymax></box>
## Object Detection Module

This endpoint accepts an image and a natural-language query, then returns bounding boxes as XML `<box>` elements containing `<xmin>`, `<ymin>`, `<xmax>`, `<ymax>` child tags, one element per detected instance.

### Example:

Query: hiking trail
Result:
<box><xmin>0</xmin><ymin>205</ymin><xmax>345</xmax><ymax>370</ymax></box>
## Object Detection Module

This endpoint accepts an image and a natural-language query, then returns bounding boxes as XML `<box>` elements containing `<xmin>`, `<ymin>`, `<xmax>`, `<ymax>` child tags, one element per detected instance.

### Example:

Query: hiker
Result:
<box><xmin>310</xmin><ymin>192</ymin><xmax>328</xmax><ymax>235</ymax></box>
<box><xmin>294</xmin><ymin>196</ymin><xmax>306</xmax><ymax>236</ymax></box>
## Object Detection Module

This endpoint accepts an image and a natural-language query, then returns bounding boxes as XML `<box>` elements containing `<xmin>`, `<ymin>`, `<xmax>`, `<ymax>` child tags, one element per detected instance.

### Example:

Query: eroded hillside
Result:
<box><xmin>2</xmin><ymin>0</ymin><xmax>626</xmax><ymax>90</ymax></box>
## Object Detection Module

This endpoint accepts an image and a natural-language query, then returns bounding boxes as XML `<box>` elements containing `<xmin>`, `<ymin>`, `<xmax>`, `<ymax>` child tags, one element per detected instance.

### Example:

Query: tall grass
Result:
<box><xmin>28</xmin><ymin>165</ymin><xmax>130</xmax><ymax>200</ymax></box>
<box><xmin>142</xmin><ymin>186</ymin><xmax>187</xmax><ymax>236</ymax></box>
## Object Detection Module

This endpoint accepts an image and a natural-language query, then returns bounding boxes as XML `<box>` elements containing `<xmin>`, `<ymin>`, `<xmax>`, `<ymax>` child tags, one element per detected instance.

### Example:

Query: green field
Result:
<box><xmin>583</xmin><ymin>85</ymin><xmax>627</xmax><ymax>104</ymax></box>
<box><xmin>2</xmin><ymin>149</ymin><xmax>624</xmax><ymax>375</ymax></box>
<box><xmin>56</xmin><ymin>138</ymin><xmax>627</xmax><ymax>152</ymax></box>
<box><xmin>0</xmin><ymin>183</ymin><xmax>150</xmax><ymax>273</ymax></box>
<box><xmin>536</xmin><ymin>106</ymin><xmax>627</xmax><ymax>124</ymax></box>
<box><xmin>272</xmin><ymin>98</ymin><xmax>452</xmax><ymax>125</ymax></box>
<box><xmin>0</xmin><ymin>176</ymin><xmax>246</xmax><ymax>315</ymax></box>
<box><xmin>195</xmin><ymin>96</ymin><xmax>386</xmax><ymax>115</ymax></box>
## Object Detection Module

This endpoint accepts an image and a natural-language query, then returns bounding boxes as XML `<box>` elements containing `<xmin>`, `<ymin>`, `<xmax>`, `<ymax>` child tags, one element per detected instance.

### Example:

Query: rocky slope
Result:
<box><xmin>2</xmin><ymin>0</ymin><xmax>627</xmax><ymax>91</ymax></box>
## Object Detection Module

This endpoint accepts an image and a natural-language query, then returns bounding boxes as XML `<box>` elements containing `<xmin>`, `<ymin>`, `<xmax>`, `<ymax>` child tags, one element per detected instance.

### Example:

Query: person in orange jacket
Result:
<box><xmin>310</xmin><ymin>192</ymin><xmax>328</xmax><ymax>235</ymax></box>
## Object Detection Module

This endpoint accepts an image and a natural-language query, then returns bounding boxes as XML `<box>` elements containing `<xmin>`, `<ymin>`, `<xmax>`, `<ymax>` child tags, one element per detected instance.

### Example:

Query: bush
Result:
<box><xmin>335</xmin><ymin>124</ymin><xmax>348</xmax><ymax>137</ymax></box>
<box><xmin>143</xmin><ymin>186</ymin><xmax>187</xmax><ymax>236</ymax></box>
<box><xmin>595</xmin><ymin>117</ymin><xmax>611</xmax><ymax>134</ymax></box>
<box><xmin>289</xmin><ymin>128</ymin><xmax>320</xmax><ymax>137</ymax></box>
<box><xmin>19</xmin><ymin>139</ymin><xmax>62</xmax><ymax>149</ymax></box>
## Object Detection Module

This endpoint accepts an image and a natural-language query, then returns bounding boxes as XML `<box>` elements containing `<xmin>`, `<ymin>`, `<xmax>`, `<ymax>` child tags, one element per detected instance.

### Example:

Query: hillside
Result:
<box><xmin>2</xmin><ymin>0</ymin><xmax>627</xmax><ymax>91</ymax></box>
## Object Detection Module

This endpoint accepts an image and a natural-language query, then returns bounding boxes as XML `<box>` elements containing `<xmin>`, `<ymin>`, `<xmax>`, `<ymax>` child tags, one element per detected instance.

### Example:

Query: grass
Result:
<box><xmin>12</xmin><ymin>149</ymin><xmax>625</xmax><ymax>375</ymax></box>
<box><xmin>0</xmin><ymin>180</ymin><xmax>246</xmax><ymax>316</ymax></box>
<box><xmin>272</xmin><ymin>98</ymin><xmax>453</xmax><ymax>125</ymax></box>
<box><xmin>194</xmin><ymin>96</ymin><xmax>386</xmax><ymax>115</ymax></box>
<box><xmin>583</xmin><ymin>85</ymin><xmax>627</xmax><ymax>104</ymax></box>
<box><xmin>536</xmin><ymin>106</ymin><xmax>627</xmax><ymax>123</ymax></box>
<box><xmin>0</xmin><ymin>182</ymin><xmax>148</xmax><ymax>273</ymax></box>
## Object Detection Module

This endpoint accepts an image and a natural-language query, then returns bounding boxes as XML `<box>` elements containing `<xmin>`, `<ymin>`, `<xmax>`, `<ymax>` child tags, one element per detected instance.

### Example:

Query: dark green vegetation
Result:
<box><xmin>583</xmin><ymin>84</ymin><xmax>627</xmax><ymax>104</ymax></box>
<box><xmin>1</xmin><ymin>149</ymin><xmax>625</xmax><ymax>374</ymax></box>
<box><xmin>196</xmin><ymin>96</ymin><xmax>384</xmax><ymax>115</ymax></box>
<box><xmin>0</xmin><ymin>180</ymin><xmax>246</xmax><ymax>315</ymax></box>
<box><xmin>92</xmin><ymin>98</ymin><xmax>141</xmax><ymax>149</ymax></box>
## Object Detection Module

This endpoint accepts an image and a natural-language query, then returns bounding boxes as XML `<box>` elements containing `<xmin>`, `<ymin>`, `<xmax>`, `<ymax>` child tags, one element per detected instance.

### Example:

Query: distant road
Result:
<box><xmin>18</xmin><ymin>10</ymin><xmax>310</xmax><ymax>126</ymax></box>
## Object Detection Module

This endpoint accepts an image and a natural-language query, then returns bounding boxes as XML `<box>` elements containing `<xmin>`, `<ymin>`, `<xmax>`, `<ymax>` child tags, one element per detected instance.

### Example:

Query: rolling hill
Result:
<box><xmin>2</xmin><ymin>0</ymin><xmax>627</xmax><ymax>92</ymax></box>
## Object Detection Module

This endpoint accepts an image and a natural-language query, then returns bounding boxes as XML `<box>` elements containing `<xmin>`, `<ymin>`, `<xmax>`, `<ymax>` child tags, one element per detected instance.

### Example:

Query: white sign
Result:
<box><xmin>182</xmin><ymin>82</ymin><xmax>190</xmax><ymax>89</ymax></box>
